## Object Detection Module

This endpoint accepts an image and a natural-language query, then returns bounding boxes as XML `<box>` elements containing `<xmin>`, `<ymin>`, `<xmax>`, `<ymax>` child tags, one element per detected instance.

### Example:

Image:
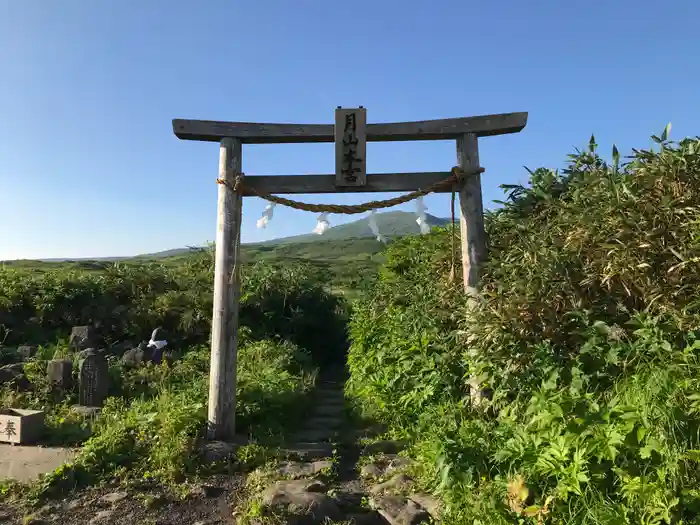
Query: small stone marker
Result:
<box><xmin>69</xmin><ymin>325</ymin><xmax>96</xmax><ymax>350</ymax></box>
<box><xmin>0</xmin><ymin>408</ymin><xmax>44</xmax><ymax>444</ymax></box>
<box><xmin>78</xmin><ymin>352</ymin><xmax>109</xmax><ymax>407</ymax></box>
<box><xmin>47</xmin><ymin>359</ymin><xmax>73</xmax><ymax>390</ymax></box>
<box><xmin>17</xmin><ymin>345</ymin><xmax>37</xmax><ymax>360</ymax></box>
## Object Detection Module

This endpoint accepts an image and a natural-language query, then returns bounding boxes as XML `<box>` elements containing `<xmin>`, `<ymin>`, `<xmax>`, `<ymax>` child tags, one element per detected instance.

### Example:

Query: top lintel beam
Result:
<box><xmin>172</xmin><ymin>112</ymin><xmax>528</xmax><ymax>144</ymax></box>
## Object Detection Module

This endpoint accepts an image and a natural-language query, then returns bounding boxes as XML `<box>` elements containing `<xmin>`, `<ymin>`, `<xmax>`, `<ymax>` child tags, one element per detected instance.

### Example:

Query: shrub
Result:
<box><xmin>348</xmin><ymin>131</ymin><xmax>700</xmax><ymax>524</ymax></box>
<box><xmin>0</xmin><ymin>250</ymin><xmax>349</xmax><ymax>366</ymax></box>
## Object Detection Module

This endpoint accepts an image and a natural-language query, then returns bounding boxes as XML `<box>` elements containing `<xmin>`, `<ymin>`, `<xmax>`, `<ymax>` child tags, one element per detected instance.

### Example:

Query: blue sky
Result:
<box><xmin>1</xmin><ymin>1</ymin><xmax>698</xmax><ymax>259</ymax></box>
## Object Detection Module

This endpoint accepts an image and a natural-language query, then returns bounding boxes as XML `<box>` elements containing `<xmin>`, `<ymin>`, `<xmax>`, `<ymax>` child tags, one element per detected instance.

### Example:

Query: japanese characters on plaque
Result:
<box><xmin>0</xmin><ymin>418</ymin><xmax>17</xmax><ymax>442</ymax></box>
<box><xmin>335</xmin><ymin>107</ymin><xmax>367</xmax><ymax>187</ymax></box>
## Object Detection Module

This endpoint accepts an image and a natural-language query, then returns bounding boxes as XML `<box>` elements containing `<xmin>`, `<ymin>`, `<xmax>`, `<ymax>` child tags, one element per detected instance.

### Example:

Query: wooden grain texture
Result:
<box><xmin>208</xmin><ymin>137</ymin><xmax>242</xmax><ymax>441</ymax></box>
<box><xmin>172</xmin><ymin>112</ymin><xmax>528</xmax><ymax>143</ymax></box>
<box><xmin>335</xmin><ymin>107</ymin><xmax>367</xmax><ymax>187</ymax></box>
<box><xmin>240</xmin><ymin>172</ymin><xmax>455</xmax><ymax>195</ymax></box>
<box><xmin>456</xmin><ymin>133</ymin><xmax>486</xmax><ymax>296</ymax></box>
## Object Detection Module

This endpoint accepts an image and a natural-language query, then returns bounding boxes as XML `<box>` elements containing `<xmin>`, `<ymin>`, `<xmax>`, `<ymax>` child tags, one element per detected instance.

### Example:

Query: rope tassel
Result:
<box><xmin>256</xmin><ymin>202</ymin><xmax>276</xmax><ymax>229</ymax></box>
<box><xmin>313</xmin><ymin>212</ymin><xmax>331</xmax><ymax>235</ymax></box>
<box><xmin>415</xmin><ymin>196</ymin><xmax>431</xmax><ymax>235</ymax></box>
<box><xmin>368</xmin><ymin>210</ymin><xmax>387</xmax><ymax>243</ymax></box>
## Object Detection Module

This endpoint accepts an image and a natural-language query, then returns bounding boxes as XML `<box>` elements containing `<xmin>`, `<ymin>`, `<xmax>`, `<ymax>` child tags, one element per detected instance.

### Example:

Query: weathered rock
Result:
<box><xmin>121</xmin><ymin>345</ymin><xmax>145</xmax><ymax>367</ymax></box>
<box><xmin>277</xmin><ymin>460</ymin><xmax>334</xmax><ymax>479</ymax></box>
<box><xmin>361</xmin><ymin>462</ymin><xmax>384</xmax><ymax>478</ymax></box>
<box><xmin>69</xmin><ymin>326</ymin><xmax>97</xmax><ymax>350</ymax></box>
<box><xmin>98</xmin><ymin>491</ymin><xmax>129</xmax><ymax>505</ymax></box>
<box><xmin>17</xmin><ymin>345</ymin><xmax>37</xmax><ymax>359</ymax></box>
<box><xmin>199</xmin><ymin>437</ymin><xmax>248</xmax><ymax>463</ymax></box>
<box><xmin>408</xmin><ymin>494</ymin><xmax>441</xmax><ymax>520</ymax></box>
<box><xmin>363</xmin><ymin>440</ymin><xmax>408</xmax><ymax>456</ymax></box>
<box><xmin>261</xmin><ymin>479</ymin><xmax>341</xmax><ymax>524</ymax></box>
<box><xmin>89</xmin><ymin>509</ymin><xmax>115</xmax><ymax>524</ymax></box>
<box><xmin>370</xmin><ymin>474</ymin><xmax>414</xmax><ymax>495</ymax></box>
<box><xmin>47</xmin><ymin>359</ymin><xmax>73</xmax><ymax>390</ymax></box>
<box><xmin>370</xmin><ymin>496</ymin><xmax>431</xmax><ymax>525</ymax></box>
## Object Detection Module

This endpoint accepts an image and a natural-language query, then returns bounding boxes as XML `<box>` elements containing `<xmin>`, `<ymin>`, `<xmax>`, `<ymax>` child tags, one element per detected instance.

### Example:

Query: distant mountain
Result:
<box><xmin>7</xmin><ymin>211</ymin><xmax>449</xmax><ymax>263</ymax></box>
<box><xmin>136</xmin><ymin>211</ymin><xmax>449</xmax><ymax>258</ymax></box>
<box><xmin>259</xmin><ymin>211</ymin><xmax>450</xmax><ymax>245</ymax></box>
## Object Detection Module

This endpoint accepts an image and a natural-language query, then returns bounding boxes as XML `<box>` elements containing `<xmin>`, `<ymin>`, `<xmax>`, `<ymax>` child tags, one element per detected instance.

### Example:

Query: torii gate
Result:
<box><xmin>172</xmin><ymin>109</ymin><xmax>528</xmax><ymax>441</ymax></box>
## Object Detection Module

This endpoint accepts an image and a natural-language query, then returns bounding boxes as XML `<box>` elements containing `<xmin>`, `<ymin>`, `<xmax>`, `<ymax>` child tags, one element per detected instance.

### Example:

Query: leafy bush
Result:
<box><xmin>0</xmin><ymin>249</ymin><xmax>348</xmax><ymax>366</ymax></box>
<box><xmin>347</xmin><ymin>229</ymin><xmax>466</xmax><ymax>424</ymax></box>
<box><xmin>348</xmin><ymin>131</ymin><xmax>700</xmax><ymax>524</ymax></box>
<box><xmin>0</xmin><ymin>252</ymin><xmax>342</xmax><ymax>501</ymax></box>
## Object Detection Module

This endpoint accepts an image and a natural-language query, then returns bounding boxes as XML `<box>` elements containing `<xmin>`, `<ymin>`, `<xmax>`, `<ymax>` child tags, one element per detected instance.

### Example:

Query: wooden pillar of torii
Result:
<box><xmin>172</xmin><ymin>109</ymin><xmax>528</xmax><ymax>441</ymax></box>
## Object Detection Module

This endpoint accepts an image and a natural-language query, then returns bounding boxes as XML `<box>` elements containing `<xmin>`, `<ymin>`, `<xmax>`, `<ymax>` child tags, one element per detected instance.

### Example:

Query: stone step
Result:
<box><xmin>314</xmin><ymin>389</ymin><xmax>345</xmax><ymax>399</ymax></box>
<box><xmin>282</xmin><ymin>442</ymin><xmax>335</xmax><ymax>461</ymax></box>
<box><xmin>314</xmin><ymin>403</ymin><xmax>346</xmax><ymax>415</ymax></box>
<box><xmin>304</xmin><ymin>416</ymin><xmax>343</xmax><ymax>429</ymax></box>
<box><xmin>293</xmin><ymin>427</ymin><xmax>336</xmax><ymax>443</ymax></box>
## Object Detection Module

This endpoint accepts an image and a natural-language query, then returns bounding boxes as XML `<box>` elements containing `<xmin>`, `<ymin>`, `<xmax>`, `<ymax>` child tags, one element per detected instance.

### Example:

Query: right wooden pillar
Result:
<box><xmin>456</xmin><ymin>133</ymin><xmax>486</xmax><ymax>296</ymax></box>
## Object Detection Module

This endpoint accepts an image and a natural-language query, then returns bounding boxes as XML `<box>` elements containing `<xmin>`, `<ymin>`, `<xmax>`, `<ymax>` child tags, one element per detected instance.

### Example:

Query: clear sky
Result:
<box><xmin>1</xmin><ymin>1</ymin><xmax>698</xmax><ymax>260</ymax></box>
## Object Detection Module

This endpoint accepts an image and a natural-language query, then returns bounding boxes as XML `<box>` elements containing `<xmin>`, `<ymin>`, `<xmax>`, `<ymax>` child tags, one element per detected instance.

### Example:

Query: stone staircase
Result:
<box><xmin>283</xmin><ymin>377</ymin><xmax>347</xmax><ymax>460</ymax></box>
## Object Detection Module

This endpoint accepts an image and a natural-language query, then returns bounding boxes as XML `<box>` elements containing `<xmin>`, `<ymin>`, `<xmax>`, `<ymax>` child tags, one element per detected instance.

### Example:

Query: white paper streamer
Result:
<box><xmin>313</xmin><ymin>212</ymin><xmax>331</xmax><ymax>235</ymax></box>
<box><xmin>147</xmin><ymin>339</ymin><xmax>168</xmax><ymax>350</ymax></box>
<box><xmin>368</xmin><ymin>210</ymin><xmax>387</xmax><ymax>243</ymax></box>
<box><xmin>256</xmin><ymin>203</ymin><xmax>276</xmax><ymax>229</ymax></box>
<box><xmin>415</xmin><ymin>196</ymin><xmax>431</xmax><ymax>234</ymax></box>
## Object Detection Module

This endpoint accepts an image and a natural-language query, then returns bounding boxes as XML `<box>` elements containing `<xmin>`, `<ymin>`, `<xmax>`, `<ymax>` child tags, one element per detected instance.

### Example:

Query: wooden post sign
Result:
<box><xmin>335</xmin><ymin>107</ymin><xmax>367</xmax><ymax>187</ymax></box>
<box><xmin>172</xmin><ymin>109</ymin><xmax>528</xmax><ymax>441</ymax></box>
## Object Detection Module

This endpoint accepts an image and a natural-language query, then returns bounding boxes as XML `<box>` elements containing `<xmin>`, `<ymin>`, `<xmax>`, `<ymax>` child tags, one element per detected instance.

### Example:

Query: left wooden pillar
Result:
<box><xmin>208</xmin><ymin>137</ymin><xmax>243</xmax><ymax>441</ymax></box>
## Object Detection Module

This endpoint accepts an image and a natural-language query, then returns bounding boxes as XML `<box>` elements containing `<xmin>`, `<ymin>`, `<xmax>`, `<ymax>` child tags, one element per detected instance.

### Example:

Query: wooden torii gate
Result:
<box><xmin>172</xmin><ymin>109</ymin><xmax>528</xmax><ymax>441</ymax></box>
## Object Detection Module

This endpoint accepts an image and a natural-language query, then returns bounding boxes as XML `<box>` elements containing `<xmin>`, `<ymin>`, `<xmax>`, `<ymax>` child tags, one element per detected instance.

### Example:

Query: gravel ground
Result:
<box><xmin>0</xmin><ymin>474</ymin><xmax>246</xmax><ymax>525</ymax></box>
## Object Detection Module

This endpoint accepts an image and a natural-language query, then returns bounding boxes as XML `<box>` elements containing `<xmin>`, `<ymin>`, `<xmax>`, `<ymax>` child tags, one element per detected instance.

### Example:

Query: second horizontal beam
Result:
<box><xmin>240</xmin><ymin>172</ymin><xmax>457</xmax><ymax>195</ymax></box>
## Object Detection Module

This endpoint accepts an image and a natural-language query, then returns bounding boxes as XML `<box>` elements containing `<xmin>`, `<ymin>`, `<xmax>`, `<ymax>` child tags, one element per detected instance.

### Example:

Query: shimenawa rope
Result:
<box><xmin>217</xmin><ymin>165</ymin><xmax>483</xmax><ymax>283</ymax></box>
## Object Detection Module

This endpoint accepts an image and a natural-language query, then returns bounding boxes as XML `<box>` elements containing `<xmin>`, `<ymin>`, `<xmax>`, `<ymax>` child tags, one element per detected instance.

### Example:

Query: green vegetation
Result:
<box><xmin>4</xmin><ymin>127</ymin><xmax>700</xmax><ymax>525</ymax></box>
<box><xmin>347</xmin><ymin>130</ymin><xmax>700</xmax><ymax>524</ymax></box>
<box><xmin>21</xmin><ymin>335</ymin><xmax>315</xmax><ymax>501</ymax></box>
<box><xmin>2</xmin><ymin>236</ymin><xmax>388</xmax><ymax>304</ymax></box>
<box><xmin>0</xmin><ymin>250</ymin><xmax>348</xmax><ymax>501</ymax></box>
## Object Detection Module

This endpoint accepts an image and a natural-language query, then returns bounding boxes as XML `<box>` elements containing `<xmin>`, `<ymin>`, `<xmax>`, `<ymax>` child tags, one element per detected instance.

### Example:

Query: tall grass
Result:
<box><xmin>348</xmin><ymin>130</ymin><xmax>700</xmax><ymax>524</ymax></box>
